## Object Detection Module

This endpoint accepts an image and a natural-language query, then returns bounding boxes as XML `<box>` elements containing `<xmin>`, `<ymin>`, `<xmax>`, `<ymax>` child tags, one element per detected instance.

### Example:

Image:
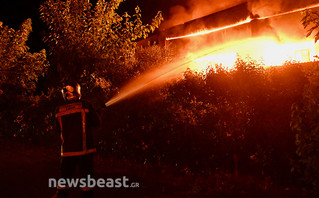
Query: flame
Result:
<box><xmin>166</xmin><ymin>3</ymin><xmax>319</xmax><ymax>41</ymax></box>
<box><xmin>258</xmin><ymin>2</ymin><xmax>319</xmax><ymax>20</ymax></box>
<box><xmin>166</xmin><ymin>2</ymin><xmax>319</xmax><ymax>72</ymax></box>
<box><xmin>187</xmin><ymin>37</ymin><xmax>319</xmax><ymax>72</ymax></box>
<box><xmin>105</xmin><ymin>37</ymin><xmax>318</xmax><ymax>107</ymax></box>
<box><xmin>166</xmin><ymin>17</ymin><xmax>252</xmax><ymax>41</ymax></box>
<box><xmin>106</xmin><ymin>3</ymin><xmax>319</xmax><ymax>106</ymax></box>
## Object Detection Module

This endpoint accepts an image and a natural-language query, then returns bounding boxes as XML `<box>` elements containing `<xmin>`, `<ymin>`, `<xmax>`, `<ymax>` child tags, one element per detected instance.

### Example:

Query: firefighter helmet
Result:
<box><xmin>61</xmin><ymin>82</ymin><xmax>81</xmax><ymax>101</ymax></box>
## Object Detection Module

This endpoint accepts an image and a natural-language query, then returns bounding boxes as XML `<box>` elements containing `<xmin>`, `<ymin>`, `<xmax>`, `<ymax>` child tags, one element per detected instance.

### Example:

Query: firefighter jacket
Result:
<box><xmin>56</xmin><ymin>100</ymin><xmax>100</xmax><ymax>157</ymax></box>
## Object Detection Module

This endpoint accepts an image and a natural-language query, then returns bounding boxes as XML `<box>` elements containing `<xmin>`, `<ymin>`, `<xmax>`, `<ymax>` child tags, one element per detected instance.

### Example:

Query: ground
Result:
<box><xmin>0</xmin><ymin>138</ymin><xmax>182</xmax><ymax>198</ymax></box>
<box><xmin>0</xmin><ymin>138</ymin><xmax>306</xmax><ymax>198</ymax></box>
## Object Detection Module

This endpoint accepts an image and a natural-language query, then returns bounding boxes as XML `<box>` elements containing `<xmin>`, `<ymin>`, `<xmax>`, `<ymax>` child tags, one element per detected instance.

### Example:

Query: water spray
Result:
<box><xmin>105</xmin><ymin>2</ymin><xmax>319</xmax><ymax>107</ymax></box>
<box><xmin>105</xmin><ymin>61</ymin><xmax>188</xmax><ymax>107</ymax></box>
<box><xmin>104</xmin><ymin>43</ymin><xmax>242</xmax><ymax>107</ymax></box>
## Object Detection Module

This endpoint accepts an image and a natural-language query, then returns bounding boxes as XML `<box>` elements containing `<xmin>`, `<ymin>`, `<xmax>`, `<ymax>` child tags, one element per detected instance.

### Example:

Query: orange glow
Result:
<box><xmin>187</xmin><ymin>37</ymin><xmax>319</xmax><ymax>72</ymax></box>
<box><xmin>166</xmin><ymin>3</ymin><xmax>319</xmax><ymax>41</ymax></box>
<box><xmin>166</xmin><ymin>17</ymin><xmax>252</xmax><ymax>41</ymax></box>
<box><xmin>106</xmin><ymin>3</ymin><xmax>319</xmax><ymax>106</ymax></box>
<box><xmin>106</xmin><ymin>37</ymin><xmax>319</xmax><ymax>106</ymax></box>
<box><xmin>258</xmin><ymin>2</ymin><xmax>319</xmax><ymax>20</ymax></box>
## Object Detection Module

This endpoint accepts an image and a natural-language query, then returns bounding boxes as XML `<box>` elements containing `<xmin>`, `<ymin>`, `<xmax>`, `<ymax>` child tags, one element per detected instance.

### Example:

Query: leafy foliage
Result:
<box><xmin>135</xmin><ymin>44</ymin><xmax>174</xmax><ymax>73</ymax></box>
<box><xmin>2</xmin><ymin>1</ymin><xmax>318</xmax><ymax>196</ymax></box>
<box><xmin>302</xmin><ymin>9</ymin><xmax>319</xmax><ymax>43</ymax></box>
<box><xmin>291</xmin><ymin>63</ymin><xmax>319</xmax><ymax>196</ymax></box>
<box><xmin>100</xmin><ymin>59</ymin><xmax>308</xmax><ymax>187</ymax></box>
<box><xmin>0</xmin><ymin>19</ymin><xmax>48</xmax><ymax>139</ymax></box>
<box><xmin>0</xmin><ymin>19</ymin><xmax>48</xmax><ymax>91</ymax></box>
<box><xmin>40</xmin><ymin>0</ymin><xmax>163</xmax><ymax>84</ymax></box>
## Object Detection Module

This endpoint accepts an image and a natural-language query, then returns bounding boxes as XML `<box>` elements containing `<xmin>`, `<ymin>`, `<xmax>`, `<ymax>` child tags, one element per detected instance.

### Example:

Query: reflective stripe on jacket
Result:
<box><xmin>56</xmin><ymin>100</ymin><xmax>100</xmax><ymax>157</ymax></box>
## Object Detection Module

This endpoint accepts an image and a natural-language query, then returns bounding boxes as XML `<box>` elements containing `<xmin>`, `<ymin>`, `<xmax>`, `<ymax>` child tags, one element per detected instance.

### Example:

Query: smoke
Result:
<box><xmin>253</xmin><ymin>0</ymin><xmax>319</xmax><ymax>41</ymax></box>
<box><xmin>162</xmin><ymin>0</ymin><xmax>319</xmax><ymax>53</ymax></box>
<box><xmin>250</xmin><ymin>0</ymin><xmax>319</xmax><ymax>16</ymax></box>
<box><xmin>162</xmin><ymin>0</ymin><xmax>246</xmax><ymax>29</ymax></box>
<box><xmin>105</xmin><ymin>0</ymin><xmax>319</xmax><ymax>106</ymax></box>
<box><xmin>162</xmin><ymin>0</ymin><xmax>319</xmax><ymax>29</ymax></box>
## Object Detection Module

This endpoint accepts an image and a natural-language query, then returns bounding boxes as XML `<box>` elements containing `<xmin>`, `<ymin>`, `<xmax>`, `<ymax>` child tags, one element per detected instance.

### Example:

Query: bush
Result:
<box><xmin>291</xmin><ymin>63</ymin><xmax>319</xmax><ymax>196</ymax></box>
<box><xmin>98</xmin><ymin>59</ymin><xmax>309</xmax><ymax>185</ymax></box>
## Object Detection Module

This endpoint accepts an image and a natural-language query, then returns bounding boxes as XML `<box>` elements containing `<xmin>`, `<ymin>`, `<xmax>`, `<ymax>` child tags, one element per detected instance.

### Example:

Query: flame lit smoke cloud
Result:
<box><xmin>163</xmin><ymin>0</ymin><xmax>319</xmax><ymax>67</ymax></box>
<box><xmin>162</xmin><ymin>0</ymin><xmax>319</xmax><ymax>29</ymax></box>
<box><xmin>105</xmin><ymin>0</ymin><xmax>319</xmax><ymax>106</ymax></box>
<box><xmin>162</xmin><ymin>0</ymin><xmax>245</xmax><ymax>28</ymax></box>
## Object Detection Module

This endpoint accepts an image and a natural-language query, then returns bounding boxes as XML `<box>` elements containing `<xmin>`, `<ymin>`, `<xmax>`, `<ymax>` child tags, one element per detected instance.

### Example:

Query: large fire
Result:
<box><xmin>106</xmin><ymin>36</ymin><xmax>319</xmax><ymax>106</ymax></box>
<box><xmin>166</xmin><ymin>3</ymin><xmax>319</xmax><ymax>41</ymax></box>
<box><xmin>165</xmin><ymin>2</ymin><xmax>319</xmax><ymax>72</ymax></box>
<box><xmin>106</xmin><ymin>2</ymin><xmax>319</xmax><ymax>106</ymax></box>
<box><xmin>187</xmin><ymin>37</ymin><xmax>319</xmax><ymax>72</ymax></box>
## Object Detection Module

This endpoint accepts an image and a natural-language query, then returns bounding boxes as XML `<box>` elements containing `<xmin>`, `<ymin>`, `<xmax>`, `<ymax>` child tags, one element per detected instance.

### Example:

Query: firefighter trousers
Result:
<box><xmin>57</xmin><ymin>153</ymin><xmax>94</xmax><ymax>198</ymax></box>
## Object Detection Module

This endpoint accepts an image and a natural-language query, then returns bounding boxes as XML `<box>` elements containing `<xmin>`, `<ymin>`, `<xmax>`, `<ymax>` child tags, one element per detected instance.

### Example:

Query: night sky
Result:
<box><xmin>0</xmin><ymin>0</ymin><xmax>185</xmax><ymax>51</ymax></box>
<box><xmin>0</xmin><ymin>0</ymin><xmax>178</xmax><ymax>27</ymax></box>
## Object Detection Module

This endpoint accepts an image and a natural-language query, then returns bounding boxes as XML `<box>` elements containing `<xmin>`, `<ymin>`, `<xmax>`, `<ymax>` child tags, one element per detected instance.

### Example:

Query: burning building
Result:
<box><xmin>141</xmin><ymin>1</ymin><xmax>319</xmax><ymax>70</ymax></box>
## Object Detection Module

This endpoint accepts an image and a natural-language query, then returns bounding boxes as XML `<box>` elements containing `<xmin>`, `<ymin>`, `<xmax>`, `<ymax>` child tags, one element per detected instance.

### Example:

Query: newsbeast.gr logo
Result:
<box><xmin>48</xmin><ymin>175</ymin><xmax>140</xmax><ymax>189</ymax></box>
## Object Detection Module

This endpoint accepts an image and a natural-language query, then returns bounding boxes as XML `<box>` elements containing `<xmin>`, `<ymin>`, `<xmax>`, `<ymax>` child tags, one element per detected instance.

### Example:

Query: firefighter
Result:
<box><xmin>54</xmin><ymin>82</ymin><xmax>100</xmax><ymax>198</ymax></box>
